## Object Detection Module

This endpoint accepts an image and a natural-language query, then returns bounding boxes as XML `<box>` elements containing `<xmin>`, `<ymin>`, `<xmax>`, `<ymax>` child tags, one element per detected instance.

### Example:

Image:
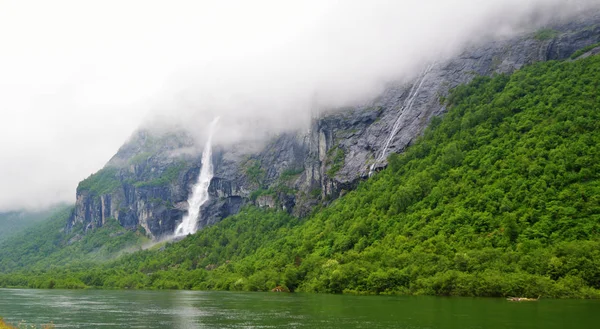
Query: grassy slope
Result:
<box><xmin>2</xmin><ymin>55</ymin><xmax>600</xmax><ymax>298</ymax></box>
<box><xmin>0</xmin><ymin>205</ymin><xmax>69</xmax><ymax>242</ymax></box>
<box><xmin>0</xmin><ymin>206</ymin><xmax>149</xmax><ymax>287</ymax></box>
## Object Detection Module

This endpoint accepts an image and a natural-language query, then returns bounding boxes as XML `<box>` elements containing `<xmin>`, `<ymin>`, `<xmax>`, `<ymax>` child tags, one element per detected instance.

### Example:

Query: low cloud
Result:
<box><xmin>0</xmin><ymin>0</ymin><xmax>598</xmax><ymax>211</ymax></box>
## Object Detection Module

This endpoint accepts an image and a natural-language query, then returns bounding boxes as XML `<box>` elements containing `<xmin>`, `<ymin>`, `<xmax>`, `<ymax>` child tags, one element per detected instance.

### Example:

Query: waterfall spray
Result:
<box><xmin>175</xmin><ymin>117</ymin><xmax>220</xmax><ymax>237</ymax></box>
<box><xmin>369</xmin><ymin>63</ymin><xmax>435</xmax><ymax>176</ymax></box>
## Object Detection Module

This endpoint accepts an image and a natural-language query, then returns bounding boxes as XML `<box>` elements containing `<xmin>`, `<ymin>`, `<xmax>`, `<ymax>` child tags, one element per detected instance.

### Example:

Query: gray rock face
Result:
<box><xmin>68</xmin><ymin>12</ymin><xmax>600</xmax><ymax>239</ymax></box>
<box><xmin>67</xmin><ymin>130</ymin><xmax>201</xmax><ymax>239</ymax></box>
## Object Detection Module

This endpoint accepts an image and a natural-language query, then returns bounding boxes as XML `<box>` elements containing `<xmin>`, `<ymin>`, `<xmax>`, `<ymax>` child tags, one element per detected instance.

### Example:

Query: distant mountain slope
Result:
<box><xmin>0</xmin><ymin>205</ymin><xmax>69</xmax><ymax>242</ymax></box>
<box><xmin>0</xmin><ymin>206</ymin><xmax>149</xmax><ymax>274</ymax></box>
<box><xmin>3</xmin><ymin>52</ymin><xmax>600</xmax><ymax>298</ymax></box>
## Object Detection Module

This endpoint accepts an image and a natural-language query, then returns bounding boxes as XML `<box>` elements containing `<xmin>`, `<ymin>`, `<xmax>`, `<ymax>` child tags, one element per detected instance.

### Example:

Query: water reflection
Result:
<box><xmin>0</xmin><ymin>289</ymin><xmax>599</xmax><ymax>329</ymax></box>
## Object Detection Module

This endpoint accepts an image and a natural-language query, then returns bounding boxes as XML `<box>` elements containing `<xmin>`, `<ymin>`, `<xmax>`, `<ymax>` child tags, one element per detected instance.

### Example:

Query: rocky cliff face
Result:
<box><xmin>67</xmin><ymin>131</ymin><xmax>201</xmax><ymax>238</ymax></box>
<box><xmin>68</xmin><ymin>13</ymin><xmax>600</xmax><ymax>239</ymax></box>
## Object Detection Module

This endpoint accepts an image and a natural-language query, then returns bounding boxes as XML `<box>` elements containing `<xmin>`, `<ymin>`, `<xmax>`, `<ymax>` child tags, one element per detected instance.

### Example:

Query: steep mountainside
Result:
<box><xmin>68</xmin><ymin>13</ymin><xmax>600</xmax><ymax>239</ymax></box>
<box><xmin>3</xmin><ymin>53</ymin><xmax>599</xmax><ymax>298</ymax></box>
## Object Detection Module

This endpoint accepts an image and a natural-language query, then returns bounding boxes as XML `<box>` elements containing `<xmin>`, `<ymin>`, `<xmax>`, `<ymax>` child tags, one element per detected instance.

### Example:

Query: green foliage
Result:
<box><xmin>244</xmin><ymin>159</ymin><xmax>265</xmax><ymax>187</ymax></box>
<box><xmin>326</xmin><ymin>147</ymin><xmax>345</xmax><ymax>177</ymax></box>
<box><xmin>570</xmin><ymin>42</ymin><xmax>600</xmax><ymax>59</ymax></box>
<box><xmin>534</xmin><ymin>29</ymin><xmax>559</xmax><ymax>41</ymax></box>
<box><xmin>249</xmin><ymin>188</ymin><xmax>275</xmax><ymax>201</ymax></box>
<box><xmin>310</xmin><ymin>188</ymin><xmax>322</xmax><ymax>199</ymax></box>
<box><xmin>0</xmin><ymin>208</ymin><xmax>297</xmax><ymax>290</ymax></box>
<box><xmin>0</xmin><ymin>208</ymin><xmax>71</xmax><ymax>272</ymax></box>
<box><xmin>250</xmin><ymin>184</ymin><xmax>297</xmax><ymax>203</ymax></box>
<box><xmin>0</xmin><ymin>207</ymin><xmax>149</xmax><ymax>277</ymax></box>
<box><xmin>0</xmin><ymin>205</ymin><xmax>69</xmax><ymax>242</ymax></box>
<box><xmin>134</xmin><ymin>162</ymin><xmax>185</xmax><ymax>188</ymax></box>
<box><xmin>3</xmin><ymin>55</ymin><xmax>600</xmax><ymax>298</ymax></box>
<box><xmin>76</xmin><ymin>167</ymin><xmax>120</xmax><ymax>196</ymax></box>
<box><xmin>280</xmin><ymin>167</ymin><xmax>304</xmax><ymax>181</ymax></box>
<box><xmin>128</xmin><ymin>152</ymin><xmax>152</xmax><ymax>165</ymax></box>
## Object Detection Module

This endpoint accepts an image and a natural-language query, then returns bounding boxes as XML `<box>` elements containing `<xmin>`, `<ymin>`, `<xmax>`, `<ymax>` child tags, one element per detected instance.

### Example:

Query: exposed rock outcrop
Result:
<box><xmin>67</xmin><ymin>131</ymin><xmax>199</xmax><ymax>238</ymax></box>
<box><xmin>67</xmin><ymin>12</ymin><xmax>600</xmax><ymax>239</ymax></box>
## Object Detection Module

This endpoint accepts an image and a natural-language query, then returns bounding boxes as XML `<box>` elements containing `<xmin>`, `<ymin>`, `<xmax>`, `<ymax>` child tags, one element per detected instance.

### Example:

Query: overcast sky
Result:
<box><xmin>0</xmin><ymin>0</ymin><xmax>597</xmax><ymax>211</ymax></box>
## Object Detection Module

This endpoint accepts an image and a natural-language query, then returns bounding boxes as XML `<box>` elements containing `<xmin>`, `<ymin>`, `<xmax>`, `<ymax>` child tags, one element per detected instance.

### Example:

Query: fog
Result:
<box><xmin>0</xmin><ymin>0</ymin><xmax>597</xmax><ymax>211</ymax></box>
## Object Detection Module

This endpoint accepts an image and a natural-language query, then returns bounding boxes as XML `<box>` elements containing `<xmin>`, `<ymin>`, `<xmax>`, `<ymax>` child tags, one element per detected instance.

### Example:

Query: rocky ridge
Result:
<box><xmin>67</xmin><ymin>13</ymin><xmax>600</xmax><ymax>239</ymax></box>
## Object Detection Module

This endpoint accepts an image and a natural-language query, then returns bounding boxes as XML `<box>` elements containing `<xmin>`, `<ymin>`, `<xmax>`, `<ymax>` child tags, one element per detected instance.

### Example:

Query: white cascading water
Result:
<box><xmin>175</xmin><ymin>117</ymin><xmax>220</xmax><ymax>237</ymax></box>
<box><xmin>369</xmin><ymin>63</ymin><xmax>435</xmax><ymax>176</ymax></box>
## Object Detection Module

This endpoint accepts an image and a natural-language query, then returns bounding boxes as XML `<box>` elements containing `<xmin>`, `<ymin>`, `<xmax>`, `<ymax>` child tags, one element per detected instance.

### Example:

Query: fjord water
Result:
<box><xmin>1</xmin><ymin>289</ymin><xmax>599</xmax><ymax>329</ymax></box>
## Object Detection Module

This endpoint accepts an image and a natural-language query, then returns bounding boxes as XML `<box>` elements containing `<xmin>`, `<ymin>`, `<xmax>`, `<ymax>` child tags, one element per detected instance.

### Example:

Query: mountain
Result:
<box><xmin>2</xmin><ymin>51</ymin><xmax>600</xmax><ymax>298</ymax></box>
<box><xmin>0</xmin><ymin>206</ymin><xmax>149</xmax><ymax>274</ymax></box>
<box><xmin>1</xmin><ymin>12</ymin><xmax>600</xmax><ymax>298</ymax></box>
<box><xmin>67</xmin><ymin>12</ymin><xmax>600</xmax><ymax>240</ymax></box>
<box><xmin>0</xmin><ymin>206</ymin><xmax>67</xmax><ymax>242</ymax></box>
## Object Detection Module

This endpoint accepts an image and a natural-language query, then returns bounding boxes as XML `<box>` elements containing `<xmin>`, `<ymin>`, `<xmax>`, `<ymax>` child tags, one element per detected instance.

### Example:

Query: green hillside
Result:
<box><xmin>0</xmin><ymin>206</ymin><xmax>149</xmax><ymax>282</ymax></box>
<box><xmin>2</xmin><ymin>54</ymin><xmax>600</xmax><ymax>298</ymax></box>
<box><xmin>0</xmin><ymin>206</ymin><xmax>69</xmax><ymax>242</ymax></box>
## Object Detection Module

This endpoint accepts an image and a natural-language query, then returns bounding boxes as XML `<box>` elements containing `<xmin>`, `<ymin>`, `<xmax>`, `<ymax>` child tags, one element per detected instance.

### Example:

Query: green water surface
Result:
<box><xmin>1</xmin><ymin>289</ymin><xmax>598</xmax><ymax>328</ymax></box>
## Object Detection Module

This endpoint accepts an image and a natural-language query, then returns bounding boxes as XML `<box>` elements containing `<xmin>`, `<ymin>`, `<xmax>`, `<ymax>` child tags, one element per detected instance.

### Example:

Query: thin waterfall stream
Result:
<box><xmin>175</xmin><ymin>117</ymin><xmax>220</xmax><ymax>237</ymax></box>
<box><xmin>369</xmin><ymin>63</ymin><xmax>435</xmax><ymax>176</ymax></box>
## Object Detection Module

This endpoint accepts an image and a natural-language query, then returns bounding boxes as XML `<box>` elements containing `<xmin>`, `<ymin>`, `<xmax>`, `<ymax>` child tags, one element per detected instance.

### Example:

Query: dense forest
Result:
<box><xmin>1</xmin><ymin>54</ymin><xmax>599</xmax><ymax>298</ymax></box>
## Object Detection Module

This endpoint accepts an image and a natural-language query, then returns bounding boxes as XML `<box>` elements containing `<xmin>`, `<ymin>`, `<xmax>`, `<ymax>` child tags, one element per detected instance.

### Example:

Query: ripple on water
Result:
<box><xmin>2</xmin><ymin>289</ymin><xmax>600</xmax><ymax>329</ymax></box>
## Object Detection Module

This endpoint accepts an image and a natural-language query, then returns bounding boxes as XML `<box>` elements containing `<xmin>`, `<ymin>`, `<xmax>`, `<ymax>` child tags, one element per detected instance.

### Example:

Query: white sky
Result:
<box><xmin>0</xmin><ymin>0</ymin><xmax>597</xmax><ymax>211</ymax></box>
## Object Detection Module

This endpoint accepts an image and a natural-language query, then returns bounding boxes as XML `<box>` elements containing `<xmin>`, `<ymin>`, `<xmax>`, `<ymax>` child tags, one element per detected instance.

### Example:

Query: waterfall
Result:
<box><xmin>175</xmin><ymin>117</ymin><xmax>220</xmax><ymax>237</ymax></box>
<box><xmin>369</xmin><ymin>63</ymin><xmax>435</xmax><ymax>176</ymax></box>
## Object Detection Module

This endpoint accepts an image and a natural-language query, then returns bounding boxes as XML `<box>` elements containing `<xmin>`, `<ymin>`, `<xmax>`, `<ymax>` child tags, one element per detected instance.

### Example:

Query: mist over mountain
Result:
<box><xmin>1</xmin><ymin>0</ymin><xmax>600</xmax><ymax>308</ymax></box>
<box><xmin>0</xmin><ymin>0</ymin><xmax>599</xmax><ymax>211</ymax></box>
